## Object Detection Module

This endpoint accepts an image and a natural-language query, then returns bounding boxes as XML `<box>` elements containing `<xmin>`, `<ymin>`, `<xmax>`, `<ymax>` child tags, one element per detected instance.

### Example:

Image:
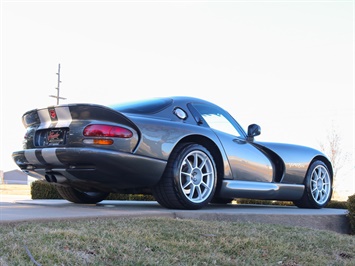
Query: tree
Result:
<box><xmin>319</xmin><ymin>124</ymin><xmax>350</xmax><ymax>200</ymax></box>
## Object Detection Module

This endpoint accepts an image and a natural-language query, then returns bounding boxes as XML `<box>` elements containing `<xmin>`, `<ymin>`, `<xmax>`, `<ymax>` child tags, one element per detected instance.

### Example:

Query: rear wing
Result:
<box><xmin>22</xmin><ymin>104</ymin><xmax>138</xmax><ymax>131</ymax></box>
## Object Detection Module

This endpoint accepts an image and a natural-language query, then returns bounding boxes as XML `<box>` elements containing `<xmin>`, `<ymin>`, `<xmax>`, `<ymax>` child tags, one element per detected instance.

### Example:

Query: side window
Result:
<box><xmin>191</xmin><ymin>103</ymin><xmax>245</xmax><ymax>137</ymax></box>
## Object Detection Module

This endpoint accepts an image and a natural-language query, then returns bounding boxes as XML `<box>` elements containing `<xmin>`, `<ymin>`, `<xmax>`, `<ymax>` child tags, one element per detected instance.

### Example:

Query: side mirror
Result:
<box><xmin>247</xmin><ymin>124</ymin><xmax>261</xmax><ymax>141</ymax></box>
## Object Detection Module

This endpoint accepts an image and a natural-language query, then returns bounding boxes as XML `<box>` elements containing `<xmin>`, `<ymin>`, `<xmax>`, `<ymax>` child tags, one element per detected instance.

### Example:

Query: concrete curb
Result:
<box><xmin>0</xmin><ymin>199</ymin><xmax>350</xmax><ymax>234</ymax></box>
<box><xmin>174</xmin><ymin>212</ymin><xmax>350</xmax><ymax>234</ymax></box>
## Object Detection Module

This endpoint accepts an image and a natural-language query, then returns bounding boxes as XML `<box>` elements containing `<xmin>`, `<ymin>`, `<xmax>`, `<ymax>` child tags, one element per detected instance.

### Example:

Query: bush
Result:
<box><xmin>235</xmin><ymin>199</ymin><xmax>294</xmax><ymax>206</ymax></box>
<box><xmin>347</xmin><ymin>194</ymin><xmax>355</xmax><ymax>235</ymax></box>
<box><xmin>31</xmin><ymin>180</ymin><xmax>155</xmax><ymax>201</ymax></box>
<box><xmin>107</xmin><ymin>193</ymin><xmax>155</xmax><ymax>201</ymax></box>
<box><xmin>31</xmin><ymin>180</ymin><xmax>62</xmax><ymax>199</ymax></box>
<box><xmin>326</xmin><ymin>200</ymin><xmax>348</xmax><ymax>209</ymax></box>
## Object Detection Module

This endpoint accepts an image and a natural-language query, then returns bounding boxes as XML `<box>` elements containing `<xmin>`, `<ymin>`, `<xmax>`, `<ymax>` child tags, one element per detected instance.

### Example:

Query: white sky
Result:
<box><xmin>1</xmin><ymin>1</ymin><xmax>354</xmax><ymax>197</ymax></box>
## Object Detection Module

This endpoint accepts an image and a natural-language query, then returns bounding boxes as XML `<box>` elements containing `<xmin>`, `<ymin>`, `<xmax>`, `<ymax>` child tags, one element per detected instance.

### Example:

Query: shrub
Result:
<box><xmin>347</xmin><ymin>194</ymin><xmax>355</xmax><ymax>235</ymax></box>
<box><xmin>31</xmin><ymin>180</ymin><xmax>62</xmax><ymax>199</ymax></box>
<box><xmin>326</xmin><ymin>200</ymin><xmax>348</xmax><ymax>209</ymax></box>
<box><xmin>107</xmin><ymin>193</ymin><xmax>155</xmax><ymax>201</ymax></box>
<box><xmin>235</xmin><ymin>199</ymin><xmax>294</xmax><ymax>206</ymax></box>
<box><xmin>31</xmin><ymin>180</ymin><xmax>155</xmax><ymax>201</ymax></box>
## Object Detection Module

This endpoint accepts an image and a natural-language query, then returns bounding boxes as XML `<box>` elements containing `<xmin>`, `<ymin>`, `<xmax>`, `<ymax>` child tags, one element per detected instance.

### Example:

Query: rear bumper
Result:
<box><xmin>12</xmin><ymin>147</ymin><xmax>167</xmax><ymax>191</ymax></box>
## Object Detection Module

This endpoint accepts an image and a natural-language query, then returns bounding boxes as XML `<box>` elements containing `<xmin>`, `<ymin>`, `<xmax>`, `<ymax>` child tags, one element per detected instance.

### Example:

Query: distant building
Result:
<box><xmin>3</xmin><ymin>170</ymin><xmax>29</xmax><ymax>185</ymax></box>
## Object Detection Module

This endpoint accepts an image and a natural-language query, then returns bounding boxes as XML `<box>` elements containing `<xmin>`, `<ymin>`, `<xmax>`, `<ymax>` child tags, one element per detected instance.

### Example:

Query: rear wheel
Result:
<box><xmin>56</xmin><ymin>186</ymin><xmax>109</xmax><ymax>204</ymax></box>
<box><xmin>153</xmin><ymin>143</ymin><xmax>217</xmax><ymax>210</ymax></box>
<box><xmin>293</xmin><ymin>160</ymin><xmax>332</xmax><ymax>209</ymax></box>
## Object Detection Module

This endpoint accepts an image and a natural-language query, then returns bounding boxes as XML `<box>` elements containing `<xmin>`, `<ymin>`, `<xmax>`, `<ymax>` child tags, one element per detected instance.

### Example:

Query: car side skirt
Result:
<box><xmin>219</xmin><ymin>180</ymin><xmax>304</xmax><ymax>200</ymax></box>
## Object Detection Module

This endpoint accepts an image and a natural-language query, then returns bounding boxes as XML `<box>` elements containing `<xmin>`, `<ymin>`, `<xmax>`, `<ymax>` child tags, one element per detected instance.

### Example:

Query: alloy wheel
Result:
<box><xmin>179</xmin><ymin>150</ymin><xmax>215</xmax><ymax>203</ymax></box>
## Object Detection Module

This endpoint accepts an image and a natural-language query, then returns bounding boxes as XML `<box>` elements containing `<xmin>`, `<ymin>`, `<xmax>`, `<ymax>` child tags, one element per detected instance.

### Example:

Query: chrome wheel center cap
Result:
<box><xmin>317</xmin><ymin>179</ymin><xmax>323</xmax><ymax>190</ymax></box>
<box><xmin>191</xmin><ymin>169</ymin><xmax>202</xmax><ymax>184</ymax></box>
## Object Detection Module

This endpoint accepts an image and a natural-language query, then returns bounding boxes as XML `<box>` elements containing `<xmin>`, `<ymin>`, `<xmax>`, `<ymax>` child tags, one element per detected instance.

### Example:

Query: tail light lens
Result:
<box><xmin>83</xmin><ymin>125</ymin><xmax>133</xmax><ymax>138</ymax></box>
<box><xmin>83</xmin><ymin>139</ymin><xmax>114</xmax><ymax>145</ymax></box>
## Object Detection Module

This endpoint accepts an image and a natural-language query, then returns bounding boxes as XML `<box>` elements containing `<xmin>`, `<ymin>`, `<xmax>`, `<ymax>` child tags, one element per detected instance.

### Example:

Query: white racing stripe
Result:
<box><xmin>24</xmin><ymin>149</ymin><xmax>63</xmax><ymax>166</ymax></box>
<box><xmin>37</xmin><ymin>107</ymin><xmax>72</xmax><ymax>129</ymax></box>
<box><xmin>37</xmin><ymin>109</ymin><xmax>52</xmax><ymax>129</ymax></box>
<box><xmin>55</xmin><ymin>106</ymin><xmax>72</xmax><ymax>128</ymax></box>
<box><xmin>42</xmin><ymin>148</ymin><xmax>63</xmax><ymax>165</ymax></box>
<box><xmin>24</xmin><ymin>150</ymin><xmax>41</xmax><ymax>165</ymax></box>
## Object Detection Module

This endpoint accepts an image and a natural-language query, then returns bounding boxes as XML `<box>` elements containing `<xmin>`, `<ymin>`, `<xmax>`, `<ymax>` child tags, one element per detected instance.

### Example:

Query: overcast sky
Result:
<box><xmin>1</xmin><ymin>1</ymin><xmax>354</xmax><ymax>196</ymax></box>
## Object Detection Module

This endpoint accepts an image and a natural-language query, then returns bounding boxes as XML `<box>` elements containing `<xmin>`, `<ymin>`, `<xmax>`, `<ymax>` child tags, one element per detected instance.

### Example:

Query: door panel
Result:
<box><xmin>189</xmin><ymin>102</ymin><xmax>274</xmax><ymax>182</ymax></box>
<box><xmin>216</xmin><ymin>132</ymin><xmax>274</xmax><ymax>182</ymax></box>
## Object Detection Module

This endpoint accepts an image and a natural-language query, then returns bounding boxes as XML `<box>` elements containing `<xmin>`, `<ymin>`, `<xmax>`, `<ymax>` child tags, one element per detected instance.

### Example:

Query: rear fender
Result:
<box><xmin>22</xmin><ymin>104</ymin><xmax>140</xmax><ymax>153</ymax></box>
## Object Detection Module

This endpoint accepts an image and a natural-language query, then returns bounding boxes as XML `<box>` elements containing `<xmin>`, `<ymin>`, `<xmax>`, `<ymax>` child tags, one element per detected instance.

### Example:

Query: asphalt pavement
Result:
<box><xmin>0</xmin><ymin>194</ymin><xmax>350</xmax><ymax>234</ymax></box>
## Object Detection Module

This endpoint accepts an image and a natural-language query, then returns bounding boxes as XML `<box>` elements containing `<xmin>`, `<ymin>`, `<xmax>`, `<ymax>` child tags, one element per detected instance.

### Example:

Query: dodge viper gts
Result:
<box><xmin>12</xmin><ymin>96</ymin><xmax>333</xmax><ymax>209</ymax></box>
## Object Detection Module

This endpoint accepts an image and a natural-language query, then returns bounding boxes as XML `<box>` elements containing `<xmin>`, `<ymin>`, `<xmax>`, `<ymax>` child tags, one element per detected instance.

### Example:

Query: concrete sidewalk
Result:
<box><xmin>0</xmin><ymin>195</ymin><xmax>350</xmax><ymax>234</ymax></box>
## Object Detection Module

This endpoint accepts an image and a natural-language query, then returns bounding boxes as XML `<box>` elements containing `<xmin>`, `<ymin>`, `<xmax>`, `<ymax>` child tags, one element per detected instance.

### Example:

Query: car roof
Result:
<box><xmin>110</xmin><ymin>96</ymin><xmax>219</xmax><ymax>115</ymax></box>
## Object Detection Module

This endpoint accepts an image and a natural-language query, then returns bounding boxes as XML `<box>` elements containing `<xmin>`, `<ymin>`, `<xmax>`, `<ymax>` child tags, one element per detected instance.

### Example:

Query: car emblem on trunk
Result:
<box><xmin>49</xmin><ymin>109</ymin><xmax>57</xmax><ymax>119</ymax></box>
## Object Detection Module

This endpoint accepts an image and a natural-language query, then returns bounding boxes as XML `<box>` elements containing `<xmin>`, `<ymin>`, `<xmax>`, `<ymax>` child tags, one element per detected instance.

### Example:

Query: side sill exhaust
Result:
<box><xmin>220</xmin><ymin>180</ymin><xmax>305</xmax><ymax>201</ymax></box>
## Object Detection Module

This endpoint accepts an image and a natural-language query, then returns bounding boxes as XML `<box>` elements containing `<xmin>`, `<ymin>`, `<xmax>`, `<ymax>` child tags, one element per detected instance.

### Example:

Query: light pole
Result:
<box><xmin>49</xmin><ymin>64</ymin><xmax>67</xmax><ymax>105</ymax></box>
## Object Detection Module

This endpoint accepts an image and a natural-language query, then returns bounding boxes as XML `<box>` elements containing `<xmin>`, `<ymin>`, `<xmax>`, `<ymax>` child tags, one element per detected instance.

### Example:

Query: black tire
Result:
<box><xmin>56</xmin><ymin>186</ymin><xmax>109</xmax><ymax>204</ymax></box>
<box><xmin>293</xmin><ymin>160</ymin><xmax>332</xmax><ymax>209</ymax></box>
<box><xmin>153</xmin><ymin>143</ymin><xmax>217</xmax><ymax>210</ymax></box>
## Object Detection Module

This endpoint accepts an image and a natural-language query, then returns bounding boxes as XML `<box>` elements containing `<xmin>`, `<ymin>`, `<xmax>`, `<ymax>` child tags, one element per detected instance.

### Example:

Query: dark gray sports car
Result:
<box><xmin>12</xmin><ymin>96</ymin><xmax>333</xmax><ymax>209</ymax></box>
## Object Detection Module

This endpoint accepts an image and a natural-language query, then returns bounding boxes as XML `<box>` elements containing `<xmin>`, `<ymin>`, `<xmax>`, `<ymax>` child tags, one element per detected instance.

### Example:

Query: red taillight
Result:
<box><xmin>83</xmin><ymin>125</ymin><xmax>133</xmax><ymax>138</ymax></box>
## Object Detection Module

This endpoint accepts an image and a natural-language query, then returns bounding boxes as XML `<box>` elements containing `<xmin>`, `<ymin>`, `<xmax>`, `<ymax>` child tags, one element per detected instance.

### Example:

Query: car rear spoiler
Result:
<box><xmin>22</xmin><ymin>104</ymin><xmax>138</xmax><ymax>131</ymax></box>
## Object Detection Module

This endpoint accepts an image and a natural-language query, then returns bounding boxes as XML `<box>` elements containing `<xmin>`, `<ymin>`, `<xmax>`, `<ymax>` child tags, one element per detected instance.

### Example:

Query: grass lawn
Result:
<box><xmin>0</xmin><ymin>184</ymin><xmax>31</xmax><ymax>196</ymax></box>
<box><xmin>0</xmin><ymin>217</ymin><xmax>354</xmax><ymax>265</ymax></box>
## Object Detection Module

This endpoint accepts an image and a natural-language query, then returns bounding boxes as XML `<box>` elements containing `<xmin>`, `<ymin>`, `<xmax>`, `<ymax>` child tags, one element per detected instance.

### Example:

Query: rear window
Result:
<box><xmin>110</xmin><ymin>98</ymin><xmax>173</xmax><ymax>114</ymax></box>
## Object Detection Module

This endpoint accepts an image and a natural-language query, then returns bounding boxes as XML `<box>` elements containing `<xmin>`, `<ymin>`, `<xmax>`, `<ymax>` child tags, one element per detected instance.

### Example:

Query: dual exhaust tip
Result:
<box><xmin>45</xmin><ymin>174</ymin><xmax>66</xmax><ymax>184</ymax></box>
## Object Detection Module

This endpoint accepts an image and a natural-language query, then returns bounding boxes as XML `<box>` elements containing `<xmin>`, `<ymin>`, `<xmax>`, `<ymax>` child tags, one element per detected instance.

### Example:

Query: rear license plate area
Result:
<box><xmin>35</xmin><ymin>128</ymin><xmax>67</xmax><ymax>146</ymax></box>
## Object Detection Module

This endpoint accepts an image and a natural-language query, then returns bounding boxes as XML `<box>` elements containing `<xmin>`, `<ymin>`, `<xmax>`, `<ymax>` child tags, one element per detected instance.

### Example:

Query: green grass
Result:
<box><xmin>0</xmin><ymin>217</ymin><xmax>354</xmax><ymax>265</ymax></box>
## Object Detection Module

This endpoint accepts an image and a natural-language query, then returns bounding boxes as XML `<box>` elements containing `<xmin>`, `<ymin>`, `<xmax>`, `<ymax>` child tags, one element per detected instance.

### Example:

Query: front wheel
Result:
<box><xmin>153</xmin><ymin>143</ymin><xmax>217</xmax><ymax>210</ymax></box>
<box><xmin>293</xmin><ymin>160</ymin><xmax>332</xmax><ymax>209</ymax></box>
<box><xmin>56</xmin><ymin>186</ymin><xmax>109</xmax><ymax>204</ymax></box>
